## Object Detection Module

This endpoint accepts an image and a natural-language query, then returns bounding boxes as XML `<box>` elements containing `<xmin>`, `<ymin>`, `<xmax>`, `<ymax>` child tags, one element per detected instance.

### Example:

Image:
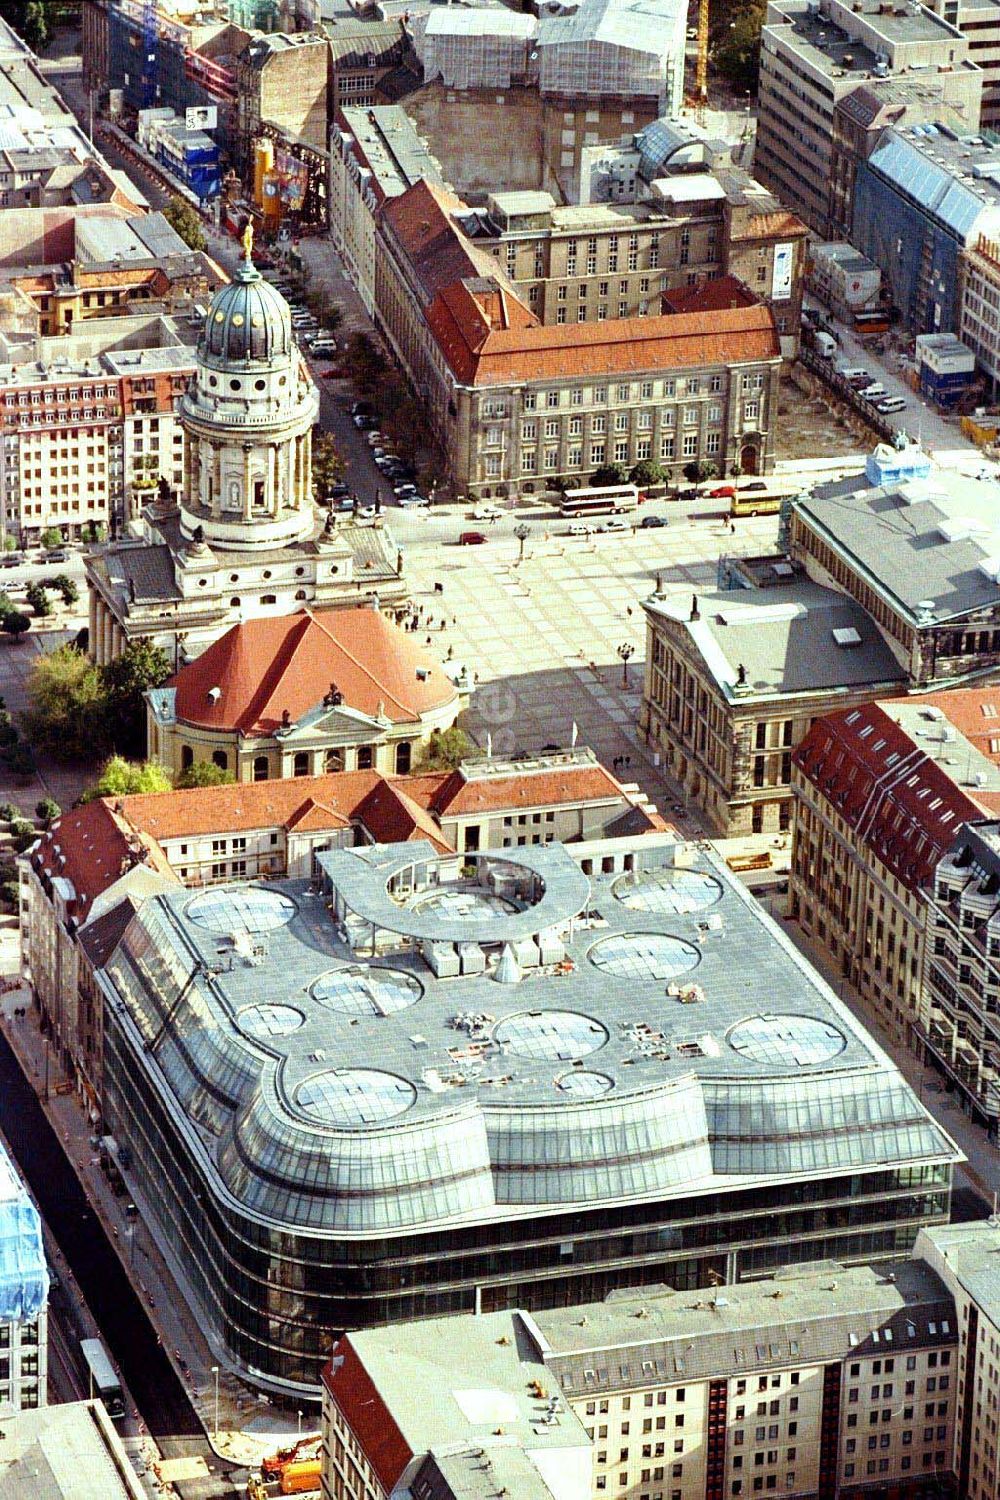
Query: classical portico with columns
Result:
<box><xmin>85</xmin><ymin>231</ymin><xmax>406</xmax><ymax>668</ymax></box>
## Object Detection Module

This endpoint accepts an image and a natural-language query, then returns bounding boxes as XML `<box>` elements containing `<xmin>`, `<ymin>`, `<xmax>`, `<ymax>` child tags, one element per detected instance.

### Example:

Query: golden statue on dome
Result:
<box><xmin>242</xmin><ymin>220</ymin><xmax>254</xmax><ymax>263</ymax></box>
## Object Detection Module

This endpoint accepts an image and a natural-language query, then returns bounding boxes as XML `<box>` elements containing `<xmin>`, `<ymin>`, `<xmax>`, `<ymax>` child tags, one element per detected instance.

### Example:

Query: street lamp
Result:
<box><xmin>513</xmin><ymin>522</ymin><xmax>530</xmax><ymax>563</ymax></box>
<box><xmin>297</xmin><ymin>1408</ymin><xmax>304</xmax><ymax>1438</ymax></box>
<box><xmin>211</xmin><ymin>1365</ymin><xmax>220</xmax><ymax>1442</ymax></box>
<box><xmin>617</xmin><ymin>641</ymin><xmax>635</xmax><ymax>688</ymax></box>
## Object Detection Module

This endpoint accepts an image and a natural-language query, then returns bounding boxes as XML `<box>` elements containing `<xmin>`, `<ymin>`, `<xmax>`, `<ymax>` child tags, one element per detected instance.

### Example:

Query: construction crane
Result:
<box><xmin>696</xmin><ymin>0</ymin><xmax>710</xmax><ymax>105</ymax></box>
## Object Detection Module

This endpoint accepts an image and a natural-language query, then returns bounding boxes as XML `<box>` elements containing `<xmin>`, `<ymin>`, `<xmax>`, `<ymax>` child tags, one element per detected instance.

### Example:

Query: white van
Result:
<box><xmin>814</xmin><ymin>330</ymin><xmax>837</xmax><ymax>359</ymax></box>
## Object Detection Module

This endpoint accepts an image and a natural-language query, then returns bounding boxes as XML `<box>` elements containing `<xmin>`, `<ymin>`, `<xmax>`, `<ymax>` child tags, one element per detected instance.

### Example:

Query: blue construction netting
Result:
<box><xmin>0</xmin><ymin>1187</ymin><xmax>48</xmax><ymax>1324</ymax></box>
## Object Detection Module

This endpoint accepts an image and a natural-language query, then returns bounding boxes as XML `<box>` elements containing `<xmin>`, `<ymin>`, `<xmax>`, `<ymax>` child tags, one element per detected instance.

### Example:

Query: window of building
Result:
<box><xmin>293</xmin><ymin>752</ymin><xmax>310</xmax><ymax>777</ymax></box>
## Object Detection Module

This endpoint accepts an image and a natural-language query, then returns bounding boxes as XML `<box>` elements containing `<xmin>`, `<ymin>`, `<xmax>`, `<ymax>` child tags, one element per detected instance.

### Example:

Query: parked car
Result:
<box><xmin>601</xmin><ymin>517</ymin><xmax>629</xmax><ymax>532</ymax></box>
<box><xmin>708</xmin><ymin>485</ymin><xmax>736</xmax><ymax>500</ymax></box>
<box><xmin>358</xmin><ymin>505</ymin><xmax>378</xmax><ymax>520</ymax></box>
<box><xmin>394</xmin><ymin>483</ymin><xmax>418</xmax><ymax>498</ymax></box>
<box><xmin>859</xmin><ymin>382</ymin><xmax>886</xmax><ymax>400</ymax></box>
<box><xmin>640</xmin><ymin>514</ymin><xmax>668</xmax><ymax>529</ymax></box>
<box><xmin>351</xmin><ymin>401</ymin><xmax>374</xmax><ymax>417</ymax></box>
<box><xmin>473</xmin><ymin>504</ymin><xmax>503</xmax><ymax>521</ymax></box>
<box><xmin>877</xmin><ymin>396</ymin><xmax>908</xmax><ymax>414</ymax></box>
<box><xmin>329</xmin><ymin>481</ymin><xmax>350</xmax><ymax>498</ymax></box>
<box><xmin>0</xmin><ymin>555</ymin><xmax>21</xmax><ymax>568</ymax></box>
<box><xmin>848</xmin><ymin>373</ymin><xmax>873</xmax><ymax>390</ymax></box>
<box><xmin>46</xmin><ymin>549</ymin><xmax>68</xmax><ymax>562</ymax></box>
<box><xmin>459</xmin><ymin>531</ymin><xmax>487</xmax><ymax>545</ymax></box>
<box><xmin>567</xmin><ymin>522</ymin><xmax>594</xmax><ymax>536</ymax></box>
<box><xmin>366</xmin><ymin>431</ymin><xmax>384</xmax><ymax>447</ymax></box>
<box><xmin>399</xmin><ymin>494</ymin><xmax>429</xmax><ymax>508</ymax></box>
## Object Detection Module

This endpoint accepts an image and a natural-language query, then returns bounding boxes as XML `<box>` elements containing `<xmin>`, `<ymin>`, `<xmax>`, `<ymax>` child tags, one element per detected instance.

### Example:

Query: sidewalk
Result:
<box><xmin>0</xmin><ymin>928</ymin><xmax>304</xmax><ymax>1470</ymax></box>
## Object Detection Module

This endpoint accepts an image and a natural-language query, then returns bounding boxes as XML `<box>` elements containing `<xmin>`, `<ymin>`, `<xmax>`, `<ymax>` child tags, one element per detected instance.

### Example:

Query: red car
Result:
<box><xmin>709</xmin><ymin>485</ymin><xmax>736</xmax><ymax>499</ymax></box>
<box><xmin>459</xmin><ymin>531</ymin><xmax>487</xmax><ymax>545</ymax></box>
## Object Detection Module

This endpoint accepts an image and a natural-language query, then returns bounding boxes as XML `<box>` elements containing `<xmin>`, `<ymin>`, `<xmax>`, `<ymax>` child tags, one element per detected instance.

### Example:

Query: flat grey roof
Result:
<box><xmin>799</xmin><ymin>470</ymin><xmax>1000</xmax><ymax>624</ymax></box>
<box><xmin>537</xmin><ymin>1260</ymin><xmax>956</xmax><ymax>1393</ymax></box>
<box><xmin>98</xmin><ymin>839</ymin><xmax>960</xmax><ymax>1238</ymax></box>
<box><xmin>644</xmin><ymin>581</ymin><xmax>905</xmax><ymax>700</ymax></box>
<box><xmin>0</xmin><ymin>1401</ymin><xmax>144</xmax><ymax>1500</ymax></box>
<box><xmin>918</xmin><ymin>1222</ymin><xmax>1000</xmax><ymax>1324</ymax></box>
<box><xmin>339</xmin><ymin>105</ymin><xmax>443</xmax><ymax>196</ymax></box>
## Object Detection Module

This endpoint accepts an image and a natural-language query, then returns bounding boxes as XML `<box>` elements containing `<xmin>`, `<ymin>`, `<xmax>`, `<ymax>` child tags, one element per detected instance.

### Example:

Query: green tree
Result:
<box><xmin>25</xmin><ymin>583</ymin><xmax>51</xmax><ymax>619</ymax></box>
<box><xmin>100</xmin><ymin>639</ymin><xmax>172</xmax><ymax>758</ymax></box>
<box><xmin>50</xmin><ymin>574</ymin><xmax>78</xmax><ymax>606</ymax></box>
<box><xmin>23</xmin><ymin>645</ymin><xmax>108</xmax><ymax>761</ymax></box>
<box><xmin>682</xmin><ymin>460</ymin><xmax>719</xmax><ymax>484</ymax></box>
<box><xmin>2</xmin><ymin>537</ymin><xmax>16</xmax><ymax>554</ymax></box>
<box><xmin>35</xmin><ymin>797</ymin><xmax>60</xmax><ymax>826</ymax></box>
<box><xmin>592</xmin><ymin>463</ymin><xmax>629</xmax><ymax>487</ymax></box>
<box><xmin>2</xmin><ymin>613</ymin><xmax>31</xmax><ymax>638</ymax></box>
<box><xmin>174</xmin><ymin>761</ymin><xmax>237</xmax><ymax>789</ymax></box>
<box><xmin>312</xmin><ymin>430</ymin><xmax>344</xmax><ymax>500</ymax></box>
<box><xmin>39</xmin><ymin>527</ymin><xmax>62</xmax><ymax>550</ymax></box>
<box><xmin>630</xmin><ymin>459</ymin><xmax>665</xmax><ymax>488</ymax></box>
<box><xmin>416</xmin><ymin>726</ymin><xmax>474</xmax><ymax>772</ymax></box>
<box><xmin>20</xmin><ymin>2</ymin><xmax>48</xmax><ymax>51</ymax></box>
<box><xmin>712</xmin><ymin>3</ymin><xmax>764</xmax><ymax>94</ymax></box>
<box><xmin>79</xmin><ymin>757</ymin><xmax>173</xmax><ymax>803</ymax></box>
<box><xmin>163</xmin><ymin>195</ymin><xmax>207</xmax><ymax>253</ymax></box>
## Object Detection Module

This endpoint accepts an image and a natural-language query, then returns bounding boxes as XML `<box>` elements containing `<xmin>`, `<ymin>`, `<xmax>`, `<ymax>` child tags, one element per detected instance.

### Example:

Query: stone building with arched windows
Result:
<box><xmin>85</xmin><ymin>234</ymin><xmax>406</xmax><ymax>668</ymax></box>
<box><xmin>146</xmin><ymin>605</ymin><xmax>467</xmax><ymax>783</ymax></box>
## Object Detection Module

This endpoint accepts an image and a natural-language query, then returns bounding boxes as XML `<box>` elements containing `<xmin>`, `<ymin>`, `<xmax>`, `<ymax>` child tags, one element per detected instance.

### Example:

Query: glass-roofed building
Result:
<box><xmin>94</xmin><ymin>837</ymin><xmax>961</xmax><ymax>1396</ymax></box>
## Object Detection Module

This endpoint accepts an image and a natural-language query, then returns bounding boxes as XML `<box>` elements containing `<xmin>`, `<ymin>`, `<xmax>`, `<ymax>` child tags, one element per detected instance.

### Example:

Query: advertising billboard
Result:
<box><xmin>185</xmin><ymin>105</ymin><xmax>218</xmax><ymax>132</ymax></box>
<box><xmin>771</xmin><ymin>242</ymin><xmax>794</xmax><ymax>302</ymax></box>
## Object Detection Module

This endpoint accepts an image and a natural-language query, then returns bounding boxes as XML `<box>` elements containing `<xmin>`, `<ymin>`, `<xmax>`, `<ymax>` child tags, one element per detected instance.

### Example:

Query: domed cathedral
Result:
<box><xmin>85</xmin><ymin>227</ymin><xmax>407</xmax><ymax>668</ymax></box>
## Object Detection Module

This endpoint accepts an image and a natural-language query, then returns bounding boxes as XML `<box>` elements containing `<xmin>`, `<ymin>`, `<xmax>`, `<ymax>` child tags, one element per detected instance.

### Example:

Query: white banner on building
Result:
<box><xmin>772</xmin><ymin>242</ymin><xmax>794</xmax><ymax>301</ymax></box>
<box><xmin>185</xmin><ymin>105</ymin><xmax>217</xmax><ymax>131</ymax></box>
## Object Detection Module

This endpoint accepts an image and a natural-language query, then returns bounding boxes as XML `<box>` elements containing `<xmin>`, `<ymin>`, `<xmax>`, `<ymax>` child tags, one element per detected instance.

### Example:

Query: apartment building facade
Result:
<box><xmin>322</xmin><ymin>1260</ymin><xmax>960</xmax><ymax>1500</ymax></box>
<box><xmin>755</xmin><ymin>0</ymin><xmax>977</xmax><ymax>234</ymax></box>
<box><xmin>640</xmin><ymin>578</ymin><xmax>906</xmax><ymax>836</ymax></box>
<box><xmin>789</xmin><ymin>695</ymin><xmax>1000</xmax><ymax>1052</ymax></box>
<box><xmin>0</xmin><ymin>328</ymin><xmax>194</xmax><ymax>544</ymax></box>
<box><xmin>924</xmin><ymin>820</ymin><xmax>1000</xmax><ymax>1131</ymax></box>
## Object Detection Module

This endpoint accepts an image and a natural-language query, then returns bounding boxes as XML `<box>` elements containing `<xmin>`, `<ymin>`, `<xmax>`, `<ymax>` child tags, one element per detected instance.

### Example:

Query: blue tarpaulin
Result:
<box><xmin>0</xmin><ymin>1171</ymin><xmax>48</xmax><ymax>1324</ymax></box>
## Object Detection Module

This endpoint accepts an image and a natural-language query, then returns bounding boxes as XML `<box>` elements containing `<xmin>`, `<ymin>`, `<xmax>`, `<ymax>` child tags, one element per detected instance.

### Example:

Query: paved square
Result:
<box><xmin>403</xmin><ymin>510</ymin><xmax>781</xmax><ymax>830</ymax></box>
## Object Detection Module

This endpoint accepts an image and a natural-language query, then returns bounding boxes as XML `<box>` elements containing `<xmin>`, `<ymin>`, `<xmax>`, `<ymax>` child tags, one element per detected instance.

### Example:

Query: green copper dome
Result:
<box><xmin>203</xmin><ymin>253</ymin><xmax>291</xmax><ymax>365</ymax></box>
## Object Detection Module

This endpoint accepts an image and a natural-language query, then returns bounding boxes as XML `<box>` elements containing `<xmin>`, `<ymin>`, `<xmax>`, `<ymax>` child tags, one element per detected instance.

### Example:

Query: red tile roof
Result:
<box><xmin>793</xmin><ymin>701</ymin><xmax>988</xmax><ymax>893</ymax></box>
<box><xmin>31</xmin><ymin>800</ymin><xmax>172</xmax><ymax>923</ymax></box>
<box><xmin>426</xmin><ymin>284</ymin><xmax>781</xmax><ymax>386</ymax></box>
<box><xmin>662</xmin><ymin>275</ymin><xmax>760</xmax><ymax>315</ymax></box>
<box><xmin>903</xmin><ymin>686</ymin><xmax>1000</xmax><ymax>768</ymax></box>
<box><xmin>424</xmin><ymin>762</ymin><xmax>631</xmax><ymax>815</ymax></box>
<box><xmin>323</xmin><ymin>1339</ymin><xmax>412</xmax><ymax>1494</ymax></box>
<box><xmin>381</xmin><ymin>178</ymin><xmax>504</xmax><ymax>301</ymax></box>
<box><xmin>170</xmin><ymin>608</ymin><xmax>458</xmax><ymax>735</ymax></box>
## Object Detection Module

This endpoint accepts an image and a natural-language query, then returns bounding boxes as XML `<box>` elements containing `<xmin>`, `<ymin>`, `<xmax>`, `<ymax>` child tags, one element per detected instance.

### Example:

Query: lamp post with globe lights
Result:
<box><xmin>514</xmin><ymin>522</ymin><xmax>531</xmax><ymax>564</ymax></box>
<box><xmin>618</xmin><ymin>640</ymin><xmax>635</xmax><ymax>688</ymax></box>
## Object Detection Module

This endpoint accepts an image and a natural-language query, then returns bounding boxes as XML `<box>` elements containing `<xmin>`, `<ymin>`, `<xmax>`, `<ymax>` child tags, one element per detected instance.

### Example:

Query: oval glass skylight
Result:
<box><xmin>589</xmin><ymin>932</ymin><xmax>701</xmax><ymax>982</ymax></box>
<box><xmin>295</xmin><ymin>1069</ymin><xmax>416</xmax><ymax>1127</ymax></box>
<box><xmin>493</xmin><ymin>1010</ymin><xmax>608</xmax><ymax>1061</ymax></box>
<box><xmin>187</xmin><ymin>887</ymin><xmax>296</xmax><ymax>935</ymax></box>
<box><xmin>613</xmin><ymin>868</ymin><xmax>723</xmax><ymax>915</ymax></box>
<box><xmin>728</xmin><ymin>1015</ymin><xmax>847</xmax><ymax>1068</ymax></box>
<box><xmin>311</xmin><ymin>967</ymin><xmax>422</xmax><ymax>1017</ymax></box>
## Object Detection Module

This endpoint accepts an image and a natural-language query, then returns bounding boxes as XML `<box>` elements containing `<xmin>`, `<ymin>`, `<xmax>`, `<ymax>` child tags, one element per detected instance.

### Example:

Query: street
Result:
<box><xmin>0</xmin><ymin>1026</ymin><xmax>241</xmax><ymax>1498</ymax></box>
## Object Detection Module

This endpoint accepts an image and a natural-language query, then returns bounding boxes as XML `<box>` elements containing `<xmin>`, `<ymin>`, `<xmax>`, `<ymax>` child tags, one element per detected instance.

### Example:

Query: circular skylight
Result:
<box><xmin>295</xmin><ymin>1069</ymin><xmax>416</xmax><ymax>1127</ymax></box>
<box><xmin>589</xmin><ymin>932</ymin><xmax>701</xmax><ymax>981</ymax></box>
<box><xmin>613</xmin><ymin>868</ymin><xmax>723</xmax><ymax>915</ymax></box>
<box><xmin>187</xmin><ymin>887</ymin><xmax>296</xmax><ymax>935</ymax></box>
<box><xmin>493</xmin><ymin>1010</ymin><xmax>608</xmax><ymax>1061</ymax></box>
<box><xmin>311</xmin><ymin>966</ymin><xmax>422</xmax><ymax>1017</ymax></box>
<box><xmin>556</xmin><ymin>1070</ymin><xmax>614</xmax><ymax>1098</ymax></box>
<box><xmin>410</xmin><ymin>888</ymin><xmax>517</xmax><ymax>920</ymax></box>
<box><xmin>728</xmin><ymin>1015</ymin><xmax>847</xmax><ymax>1068</ymax></box>
<box><xmin>238</xmin><ymin>1004</ymin><xmax>304</xmax><ymax>1039</ymax></box>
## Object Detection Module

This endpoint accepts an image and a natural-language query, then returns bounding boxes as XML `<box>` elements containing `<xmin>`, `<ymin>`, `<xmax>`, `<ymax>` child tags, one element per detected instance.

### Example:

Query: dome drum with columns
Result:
<box><xmin>178</xmin><ymin>225</ymin><xmax>319</xmax><ymax>553</ymax></box>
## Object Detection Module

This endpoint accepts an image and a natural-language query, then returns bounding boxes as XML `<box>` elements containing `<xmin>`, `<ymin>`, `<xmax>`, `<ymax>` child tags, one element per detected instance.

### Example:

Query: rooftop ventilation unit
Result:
<box><xmin>832</xmin><ymin>626</ymin><xmax>862</xmax><ymax>647</ymax></box>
